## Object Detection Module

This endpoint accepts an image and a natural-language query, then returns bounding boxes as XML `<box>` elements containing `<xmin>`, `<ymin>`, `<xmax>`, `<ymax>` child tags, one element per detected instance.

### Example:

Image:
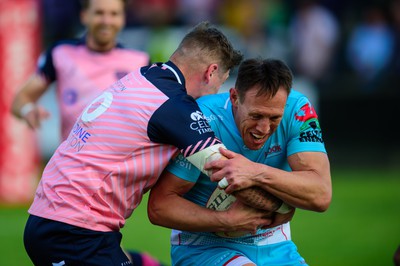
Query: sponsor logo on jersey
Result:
<box><xmin>115</xmin><ymin>71</ymin><xmax>128</xmax><ymax>80</ymax></box>
<box><xmin>265</xmin><ymin>144</ymin><xmax>282</xmax><ymax>157</ymax></box>
<box><xmin>295</xmin><ymin>103</ymin><xmax>317</xmax><ymax>121</ymax></box>
<box><xmin>62</xmin><ymin>88</ymin><xmax>78</xmax><ymax>105</ymax></box>
<box><xmin>295</xmin><ymin>103</ymin><xmax>323</xmax><ymax>143</ymax></box>
<box><xmin>172</xmin><ymin>154</ymin><xmax>193</xmax><ymax>170</ymax></box>
<box><xmin>66</xmin><ymin>122</ymin><xmax>92</xmax><ymax>152</ymax></box>
<box><xmin>189</xmin><ymin>111</ymin><xmax>213</xmax><ymax>134</ymax></box>
<box><xmin>190</xmin><ymin>111</ymin><xmax>204</xmax><ymax>121</ymax></box>
<box><xmin>299</xmin><ymin>118</ymin><xmax>323</xmax><ymax>143</ymax></box>
<box><xmin>204</xmin><ymin>114</ymin><xmax>223</xmax><ymax>124</ymax></box>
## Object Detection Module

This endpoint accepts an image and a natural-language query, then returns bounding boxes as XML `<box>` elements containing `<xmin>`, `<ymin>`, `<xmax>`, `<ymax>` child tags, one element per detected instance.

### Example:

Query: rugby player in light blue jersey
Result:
<box><xmin>148</xmin><ymin>58</ymin><xmax>332</xmax><ymax>266</ymax></box>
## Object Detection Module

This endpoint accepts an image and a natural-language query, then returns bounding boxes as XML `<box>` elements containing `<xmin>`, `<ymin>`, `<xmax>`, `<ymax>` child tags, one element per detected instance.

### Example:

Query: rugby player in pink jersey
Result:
<box><xmin>12</xmin><ymin>0</ymin><xmax>150</xmax><ymax>141</ymax></box>
<box><xmin>21</xmin><ymin>21</ymin><xmax>261</xmax><ymax>266</ymax></box>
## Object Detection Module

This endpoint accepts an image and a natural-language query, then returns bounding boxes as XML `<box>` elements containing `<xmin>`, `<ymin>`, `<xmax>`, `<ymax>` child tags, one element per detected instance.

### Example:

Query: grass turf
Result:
<box><xmin>0</xmin><ymin>168</ymin><xmax>399</xmax><ymax>266</ymax></box>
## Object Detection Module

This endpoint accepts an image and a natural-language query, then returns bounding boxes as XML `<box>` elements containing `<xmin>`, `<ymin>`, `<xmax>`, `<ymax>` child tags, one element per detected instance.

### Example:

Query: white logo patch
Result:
<box><xmin>189</xmin><ymin>111</ymin><xmax>212</xmax><ymax>134</ymax></box>
<box><xmin>190</xmin><ymin>111</ymin><xmax>204</xmax><ymax>121</ymax></box>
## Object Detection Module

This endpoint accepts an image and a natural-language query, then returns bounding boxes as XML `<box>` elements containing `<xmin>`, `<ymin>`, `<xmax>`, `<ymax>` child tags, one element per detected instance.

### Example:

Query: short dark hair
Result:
<box><xmin>235</xmin><ymin>58</ymin><xmax>293</xmax><ymax>102</ymax></box>
<box><xmin>175</xmin><ymin>21</ymin><xmax>243</xmax><ymax>72</ymax></box>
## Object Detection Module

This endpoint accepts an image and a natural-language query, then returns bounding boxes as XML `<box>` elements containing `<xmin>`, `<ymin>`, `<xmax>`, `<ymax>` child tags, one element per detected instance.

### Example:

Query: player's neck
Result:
<box><xmin>86</xmin><ymin>39</ymin><xmax>116</xmax><ymax>53</ymax></box>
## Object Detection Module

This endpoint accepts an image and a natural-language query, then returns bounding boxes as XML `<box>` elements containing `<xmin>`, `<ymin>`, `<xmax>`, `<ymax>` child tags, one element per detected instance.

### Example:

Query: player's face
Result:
<box><xmin>231</xmin><ymin>86</ymin><xmax>288</xmax><ymax>150</ymax></box>
<box><xmin>81</xmin><ymin>0</ymin><xmax>125</xmax><ymax>51</ymax></box>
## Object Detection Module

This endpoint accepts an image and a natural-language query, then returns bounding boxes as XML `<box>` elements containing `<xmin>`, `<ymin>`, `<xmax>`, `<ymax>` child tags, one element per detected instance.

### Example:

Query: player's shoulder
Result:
<box><xmin>38</xmin><ymin>38</ymin><xmax>84</xmax><ymax>69</ymax></box>
<box><xmin>287</xmin><ymin>89</ymin><xmax>309</xmax><ymax>103</ymax></box>
<box><xmin>43</xmin><ymin>38</ymin><xmax>84</xmax><ymax>57</ymax></box>
<box><xmin>49</xmin><ymin>38</ymin><xmax>84</xmax><ymax>50</ymax></box>
<box><xmin>197</xmin><ymin>92</ymin><xmax>229</xmax><ymax>110</ymax></box>
<box><xmin>283</xmin><ymin>88</ymin><xmax>320</xmax><ymax>131</ymax></box>
<box><xmin>286</xmin><ymin>89</ymin><xmax>313</xmax><ymax>112</ymax></box>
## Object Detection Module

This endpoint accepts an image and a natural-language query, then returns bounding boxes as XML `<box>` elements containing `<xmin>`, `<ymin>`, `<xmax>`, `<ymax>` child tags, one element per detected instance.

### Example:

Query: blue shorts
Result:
<box><xmin>24</xmin><ymin>215</ymin><xmax>132</xmax><ymax>266</ymax></box>
<box><xmin>171</xmin><ymin>241</ymin><xmax>307</xmax><ymax>266</ymax></box>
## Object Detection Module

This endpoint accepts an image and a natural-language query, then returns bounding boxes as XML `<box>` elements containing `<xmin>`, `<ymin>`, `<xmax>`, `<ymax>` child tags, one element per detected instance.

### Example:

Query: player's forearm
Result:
<box><xmin>12</xmin><ymin>74</ymin><xmax>48</xmax><ymax>118</ymax></box>
<box><xmin>147</xmin><ymin>191</ymin><xmax>233</xmax><ymax>232</ymax></box>
<box><xmin>12</xmin><ymin>92</ymin><xmax>33</xmax><ymax>118</ymax></box>
<box><xmin>253</xmin><ymin>164</ymin><xmax>331</xmax><ymax>212</ymax></box>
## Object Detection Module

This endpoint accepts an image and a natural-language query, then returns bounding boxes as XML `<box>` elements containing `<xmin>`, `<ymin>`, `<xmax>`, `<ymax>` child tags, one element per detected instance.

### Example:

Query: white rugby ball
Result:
<box><xmin>206</xmin><ymin>187</ymin><xmax>250</xmax><ymax>238</ymax></box>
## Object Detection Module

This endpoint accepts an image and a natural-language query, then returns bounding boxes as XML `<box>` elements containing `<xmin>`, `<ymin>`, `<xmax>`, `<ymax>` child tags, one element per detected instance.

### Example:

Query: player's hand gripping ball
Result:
<box><xmin>206</xmin><ymin>187</ymin><xmax>251</xmax><ymax>238</ymax></box>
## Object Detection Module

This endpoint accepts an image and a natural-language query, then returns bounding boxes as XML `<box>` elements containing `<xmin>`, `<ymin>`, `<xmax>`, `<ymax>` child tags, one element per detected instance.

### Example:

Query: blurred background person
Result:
<box><xmin>289</xmin><ymin>0</ymin><xmax>340</xmax><ymax>84</ymax></box>
<box><xmin>11</xmin><ymin>0</ymin><xmax>149</xmax><ymax>144</ymax></box>
<box><xmin>346</xmin><ymin>3</ymin><xmax>395</xmax><ymax>93</ymax></box>
<box><xmin>288</xmin><ymin>0</ymin><xmax>340</xmax><ymax>111</ymax></box>
<box><xmin>176</xmin><ymin>0</ymin><xmax>220</xmax><ymax>26</ymax></box>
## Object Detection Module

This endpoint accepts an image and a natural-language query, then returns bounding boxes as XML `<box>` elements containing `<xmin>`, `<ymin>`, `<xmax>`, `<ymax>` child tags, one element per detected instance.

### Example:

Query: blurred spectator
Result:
<box><xmin>177</xmin><ymin>0</ymin><xmax>220</xmax><ymax>26</ymax></box>
<box><xmin>288</xmin><ymin>0</ymin><xmax>339</xmax><ymax>111</ymax></box>
<box><xmin>346</xmin><ymin>4</ymin><xmax>395</xmax><ymax>93</ymax></box>
<box><xmin>288</xmin><ymin>0</ymin><xmax>340</xmax><ymax>85</ymax></box>
<box><xmin>126</xmin><ymin>0</ymin><xmax>179</xmax><ymax>26</ymax></box>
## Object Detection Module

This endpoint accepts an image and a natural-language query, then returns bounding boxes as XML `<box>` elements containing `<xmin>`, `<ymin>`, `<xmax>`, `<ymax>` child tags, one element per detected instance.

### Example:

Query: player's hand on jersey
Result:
<box><xmin>261</xmin><ymin>207</ymin><xmax>295</xmax><ymax>230</ymax></box>
<box><xmin>224</xmin><ymin>200</ymin><xmax>273</xmax><ymax>234</ymax></box>
<box><xmin>205</xmin><ymin>147</ymin><xmax>258</xmax><ymax>194</ymax></box>
<box><xmin>23</xmin><ymin>105</ymin><xmax>50</xmax><ymax>129</ymax></box>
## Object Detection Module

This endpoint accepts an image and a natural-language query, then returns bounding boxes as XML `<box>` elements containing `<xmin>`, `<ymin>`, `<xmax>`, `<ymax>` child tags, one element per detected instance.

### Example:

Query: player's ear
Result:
<box><xmin>230</xmin><ymin>88</ymin><xmax>239</xmax><ymax>107</ymax></box>
<box><xmin>205</xmin><ymin>64</ymin><xmax>218</xmax><ymax>83</ymax></box>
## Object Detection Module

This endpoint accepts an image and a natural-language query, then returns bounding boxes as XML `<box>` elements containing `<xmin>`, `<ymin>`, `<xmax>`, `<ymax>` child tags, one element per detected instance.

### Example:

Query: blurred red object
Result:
<box><xmin>0</xmin><ymin>0</ymin><xmax>42</xmax><ymax>204</ymax></box>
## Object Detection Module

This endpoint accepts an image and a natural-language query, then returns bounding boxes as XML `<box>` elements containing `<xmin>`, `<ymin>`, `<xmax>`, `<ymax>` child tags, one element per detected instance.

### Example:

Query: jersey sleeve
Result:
<box><xmin>166</xmin><ymin>153</ymin><xmax>201</xmax><ymax>183</ymax></box>
<box><xmin>37</xmin><ymin>44</ymin><xmax>57</xmax><ymax>83</ymax></box>
<box><xmin>147</xmin><ymin>94</ymin><xmax>222</xmax><ymax>156</ymax></box>
<box><xmin>286</xmin><ymin>93</ymin><xmax>327</xmax><ymax>156</ymax></box>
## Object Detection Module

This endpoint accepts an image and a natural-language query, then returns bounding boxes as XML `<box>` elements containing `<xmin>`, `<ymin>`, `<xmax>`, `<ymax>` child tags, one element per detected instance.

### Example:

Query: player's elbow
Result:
<box><xmin>313</xmin><ymin>188</ymin><xmax>332</xmax><ymax>212</ymax></box>
<box><xmin>314</xmin><ymin>197</ymin><xmax>330</xmax><ymax>212</ymax></box>
<box><xmin>147</xmin><ymin>211</ymin><xmax>161</xmax><ymax>226</ymax></box>
<box><xmin>147</xmin><ymin>197</ymin><xmax>164</xmax><ymax>226</ymax></box>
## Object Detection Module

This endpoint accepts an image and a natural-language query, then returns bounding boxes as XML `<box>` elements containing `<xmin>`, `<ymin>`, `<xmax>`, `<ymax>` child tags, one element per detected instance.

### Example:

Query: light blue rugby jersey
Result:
<box><xmin>167</xmin><ymin>89</ymin><xmax>326</xmax><ymax>207</ymax></box>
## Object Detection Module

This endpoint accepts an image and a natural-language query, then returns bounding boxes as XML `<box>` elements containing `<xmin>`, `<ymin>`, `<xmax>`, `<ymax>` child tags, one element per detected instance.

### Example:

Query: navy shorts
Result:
<box><xmin>24</xmin><ymin>215</ymin><xmax>132</xmax><ymax>266</ymax></box>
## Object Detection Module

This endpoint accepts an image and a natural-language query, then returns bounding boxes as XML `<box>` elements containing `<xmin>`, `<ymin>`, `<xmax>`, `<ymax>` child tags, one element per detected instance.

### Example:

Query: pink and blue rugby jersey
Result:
<box><xmin>38</xmin><ymin>39</ymin><xmax>150</xmax><ymax>140</ymax></box>
<box><xmin>28</xmin><ymin>61</ymin><xmax>222</xmax><ymax>232</ymax></box>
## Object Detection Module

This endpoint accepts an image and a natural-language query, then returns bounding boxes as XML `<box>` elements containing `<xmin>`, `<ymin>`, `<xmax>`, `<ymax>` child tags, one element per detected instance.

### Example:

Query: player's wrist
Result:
<box><xmin>20</xmin><ymin>102</ymin><xmax>35</xmax><ymax>118</ymax></box>
<box><xmin>186</xmin><ymin>143</ymin><xmax>227</xmax><ymax>176</ymax></box>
